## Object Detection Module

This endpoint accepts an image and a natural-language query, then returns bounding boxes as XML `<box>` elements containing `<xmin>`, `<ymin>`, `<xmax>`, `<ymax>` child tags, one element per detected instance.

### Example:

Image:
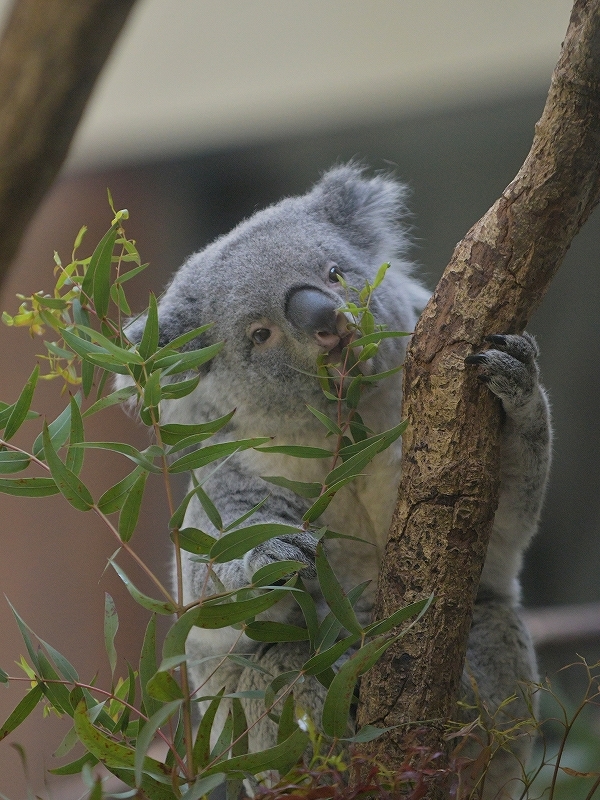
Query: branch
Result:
<box><xmin>357</xmin><ymin>0</ymin><xmax>600</xmax><ymax>776</ymax></box>
<box><xmin>0</xmin><ymin>0</ymin><xmax>138</xmax><ymax>287</ymax></box>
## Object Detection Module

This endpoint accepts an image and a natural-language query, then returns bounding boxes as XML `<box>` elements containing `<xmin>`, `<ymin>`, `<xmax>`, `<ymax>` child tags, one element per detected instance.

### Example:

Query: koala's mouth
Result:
<box><xmin>322</xmin><ymin>330</ymin><xmax>357</xmax><ymax>365</ymax></box>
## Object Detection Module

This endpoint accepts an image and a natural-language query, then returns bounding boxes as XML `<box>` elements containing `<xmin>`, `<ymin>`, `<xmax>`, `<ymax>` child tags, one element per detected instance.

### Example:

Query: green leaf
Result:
<box><xmin>304</xmin><ymin>634</ymin><xmax>361</xmax><ymax>678</ymax></box>
<box><xmin>292</xmin><ymin>581</ymin><xmax>319</xmax><ymax>649</ymax></box>
<box><xmin>0</xmin><ymin>477</ymin><xmax>58</xmax><ymax>497</ymax></box>
<box><xmin>66</xmin><ymin>395</ymin><xmax>85</xmax><ymax>474</ymax></box>
<box><xmin>138</xmin><ymin>293</ymin><xmax>159</xmax><ymax>360</ymax></box>
<box><xmin>190</xmin><ymin>478</ymin><xmax>223</xmax><ymax>530</ymax></box>
<box><xmin>118</xmin><ymin>469</ymin><xmax>148</xmax><ymax>542</ymax></box>
<box><xmin>222</xmin><ymin>494</ymin><xmax>269</xmax><ymax>532</ymax></box>
<box><xmin>82</xmin><ymin>386</ymin><xmax>138</xmax><ymax>417</ymax></box>
<box><xmin>193</xmin><ymin>688</ymin><xmax>225</xmax><ymax>770</ymax></box>
<box><xmin>181</xmin><ymin>774</ymin><xmax>226</xmax><ymax>800</ymax></box>
<box><xmin>204</xmin><ymin>725</ymin><xmax>308</xmax><ymax>777</ymax></box>
<box><xmin>162</xmin><ymin>589</ymin><xmax>287</xmax><ymax>661</ymax></box>
<box><xmin>7</xmin><ymin>600</ymin><xmax>40</xmax><ymax>670</ymax></box>
<box><xmin>365</xmin><ymin>595</ymin><xmax>433</xmax><ymax>638</ymax></box>
<box><xmin>302</xmin><ymin>475</ymin><xmax>356</xmax><ymax>523</ymax></box>
<box><xmin>140</xmin><ymin>616</ymin><xmax>160</xmax><ymax>718</ymax></box>
<box><xmin>154</xmin><ymin>342</ymin><xmax>224</xmax><ymax>376</ymax></box>
<box><xmin>351</xmin><ymin>329</ymin><xmax>410</xmax><ymax>348</ymax></box>
<box><xmin>104</xmin><ymin>593</ymin><xmax>119</xmax><ymax>678</ymax></box>
<box><xmin>210</xmin><ymin>523</ymin><xmax>302</xmax><ymax>563</ymax></box>
<box><xmin>73</xmin><ymin>700</ymin><xmax>170</xmax><ymax>782</ymax></box>
<box><xmin>160</xmin><ymin>374</ymin><xmax>201</xmax><ymax>400</ymax></box>
<box><xmin>168</xmin><ymin>437</ymin><xmax>270</xmax><ymax>473</ymax></box>
<box><xmin>255</xmin><ymin>444</ymin><xmax>332</xmax><ymax>459</ymax></box>
<box><xmin>82</xmin><ymin>224</ymin><xmax>117</xmax><ymax>318</ymax></box>
<box><xmin>73</xmin><ymin>441</ymin><xmax>162</xmax><ymax>473</ymax></box>
<box><xmin>32</xmin><ymin>399</ymin><xmax>76</xmax><ymax>459</ymax></box>
<box><xmin>49</xmin><ymin>752</ymin><xmax>98</xmax><ymax>775</ymax></box>
<box><xmin>173</xmin><ymin>527</ymin><xmax>216</xmax><ymax>555</ymax></box>
<box><xmin>146</xmin><ymin>672</ymin><xmax>184</xmax><ymax>702</ymax></box>
<box><xmin>261</xmin><ymin>475</ymin><xmax>322</xmax><ymax>499</ymax></box>
<box><xmin>324</xmin><ymin>421</ymin><xmax>406</xmax><ymax>486</ymax></box>
<box><xmin>342</xmin><ymin>724</ymin><xmax>395</xmax><ymax>743</ymax></box>
<box><xmin>0</xmin><ymin>667</ymin><xmax>8</xmax><ymax>683</ymax></box>
<box><xmin>37</xmin><ymin>650</ymin><xmax>73</xmax><ymax>715</ymax></box>
<box><xmin>305</xmin><ymin>405</ymin><xmax>343</xmax><ymax>436</ymax></box>
<box><xmin>276</xmin><ymin>693</ymin><xmax>297</xmax><ymax>744</ymax></box>
<box><xmin>98</xmin><ymin>467</ymin><xmax>147</xmax><ymax>514</ymax></box>
<box><xmin>0</xmin><ymin>451</ymin><xmax>30</xmax><ymax>474</ymax></box>
<box><xmin>42</xmin><ymin>422</ymin><xmax>94</xmax><ymax>511</ymax></box>
<box><xmin>251</xmin><ymin>560</ymin><xmax>306</xmax><ymax>587</ymax></box>
<box><xmin>321</xmin><ymin>633</ymin><xmax>396</xmax><ymax>738</ymax></box>
<box><xmin>154</xmin><ymin>323</ymin><xmax>213</xmax><ymax>355</ymax></box>
<box><xmin>315</xmin><ymin>542</ymin><xmax>363</xmax><ymax>635</ymax></box>
<box><xmin>109</xmin><ymin>561</ymin><xmax>175</xmax><ymax>615</ymax></box>
<box><xmin>245</xmin><ymin>621</ymin><xmax>309</xmax><ymax>643</ymax></box>
<box><xmin>110</xmin><ymin>281</ymin><xmax>132</xmax><ymax>315</ymax></box>
<box><xmin>72</xmin><ymin>325</ymin><xmax>145</xmax><ymax>364</ymax></box>
<box><xmin>3</xmin><ymin>366</ymin><xmax>39</xmax><ymax>440</ymax></box>
<box><xmin>316</xmin><ymin>581</ymin><xmax>370</xmax><ymax>650</ymax></box>
<box><xmin>159</xmin><ymin>410</ymin><xmax>235</xmax><ymax>447</ymax></box>
<box><xmin>0</xmin><ymin>684</ymin><xmax>43</xmax><ymax>741</ymax></box>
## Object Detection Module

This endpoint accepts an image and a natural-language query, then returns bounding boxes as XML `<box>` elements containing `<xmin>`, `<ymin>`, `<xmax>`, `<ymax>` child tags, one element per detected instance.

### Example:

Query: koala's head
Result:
<box><xmin>124</xmin><ymin>165</ymin><xmax>429</xmax><ymax>431</ymax></box>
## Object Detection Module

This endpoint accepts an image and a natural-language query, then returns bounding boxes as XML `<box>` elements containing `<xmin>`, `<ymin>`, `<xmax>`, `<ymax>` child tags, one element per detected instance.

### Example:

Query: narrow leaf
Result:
<box><xmin>0</xmin><ymin>684</ymin><xmax>43</xmax><ymax>741</ymax></box>
<box><xmin>0</xmin><ymin>477</ymin><xmax>58</xmax><ymax>497</ymax></box>
<box><xmin>104</xmin><ymin>593</ymin><xmax>119</xmax><ymax>678</ymax></box>
<box><xmin>3</xmin><ymin>366</ymin><xmax>39</xmax><ymax>440</ymax></box>
<box><xmin>66</xmin><ymin>395</ymin><xmax>85</xmax><ymax>474</ymax></box>
<box><xmin>0</xmin><ymin>452</ymin><xmax>30</xmax><ymax>474</ymax></box>
<box><xmin>98</xmin><ymin>467</ymin><xmax>147</xmax><ymax>515</ymax></box>
<box><xmin>306</xmin><ymin>405</ymin><xmax>343</xmax><ymax>436</ymax></box>
<box><xmin>204</xmin><ymin>726</ymin><xmax>308</xmax><ymax>777</ymax></box>
<box><xmin>261</xmin><ymin>475</ymin><xmax>322</xmax><ymax>498</ymax></box>
<box><xmin>43</xmin><ymin>422</ymin><xmax>94</xmax><ymax>511</ymax></box>
<box><xmin>138</xmin><ymin>293</ymin><xmax>159</xmax><ymax>361</ymax></box>
<box><xmin>193</xmin><ymin>688</ymin><xmax>225</xmax><ymax>770</ymax></box>
<box><xmin>146</xmin><ymin>672</ymin><xmax>184</xmax><ymax>702</ymax></box>
<box><xmin>109</xmin><ymin>561</ymin><xmax>175</xmax><ymax>615</ymax></box>
<box><xmin>140</xmin><ymin>616</ymin><xmax>160</xmax><ymax>718</ymax></box>
<box><xmin>210</xmin><ymin>523</ymin><xmax>301</xmax><ymax>564</ymax></box>
<box><xmin>245</xmin><ymin>621</ymin><xmax>309</xmax><ymax>643</ymax></box>
<box><xmin>173</xmin><ymin>527</ymin><xmax>216</xmax><ymax>555</ymax></box>
<box><xmin>168</xmin><ymin>437</ymin><xmax>270</xmax><ymax>473</ymax></box>
<box><xmin>82</xmin><ymin>386</ymin><xmax>138</xmax><ymax>418</ymax></box>
<box><xmin>255</xmin><ymin>445</ymin><xmax>332</xmax><ymax>459</ymax></box>
<box><xmin>315</xmin><ymin>542</ymin><xmax>363</xmax><ymax>635</ymax></box>
<box><xmin>135</xmin><ymin>701</ymin><xmax>182</xmax><ymax>787</ymax></box>
<box><xmin>118</xmin><ymin>470</ymin><xmax>148</xmax><ymax>542</ymax></box>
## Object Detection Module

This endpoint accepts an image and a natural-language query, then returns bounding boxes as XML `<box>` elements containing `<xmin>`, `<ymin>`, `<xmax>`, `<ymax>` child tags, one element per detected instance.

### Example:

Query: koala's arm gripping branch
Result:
<box><xmin>0</xmin><ymin>0</ymin><xmax>138</xmax><ymax>286</ymax></box>
<box><xmin>357</xmin><ymin>0</ymin><xmax>600</xmax><ymax>781</ymax></box>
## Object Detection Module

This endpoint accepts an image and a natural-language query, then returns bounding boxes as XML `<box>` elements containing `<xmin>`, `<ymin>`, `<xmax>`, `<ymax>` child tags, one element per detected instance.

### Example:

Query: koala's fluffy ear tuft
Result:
<box><xmin>310</xmin><ymin>164</ymin><xmax>410</xmax><ymax>259</ymax></box>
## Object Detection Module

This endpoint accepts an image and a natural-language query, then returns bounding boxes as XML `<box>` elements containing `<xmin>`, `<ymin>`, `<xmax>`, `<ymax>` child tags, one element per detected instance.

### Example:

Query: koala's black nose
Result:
<box><xmin>286</xmin><ymin>287</ymin><xmax>338</xmax><ymax>333</ymax></box>
<box><xmin>285</xmin><ymin>287</ymin><xmax>342</xmax><ymax>349</ymax></box>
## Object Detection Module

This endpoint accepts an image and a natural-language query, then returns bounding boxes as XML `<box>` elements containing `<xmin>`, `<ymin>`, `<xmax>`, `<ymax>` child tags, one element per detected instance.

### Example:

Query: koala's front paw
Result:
<box><xmin>244</xmin><ymin>532</ymin><xmax>318</xmax><ymax>580</ymax></box>
<box><xmin>465</xmin><ymin>333</ymin><xmax>540</xmax><ymax>412</ymax></box>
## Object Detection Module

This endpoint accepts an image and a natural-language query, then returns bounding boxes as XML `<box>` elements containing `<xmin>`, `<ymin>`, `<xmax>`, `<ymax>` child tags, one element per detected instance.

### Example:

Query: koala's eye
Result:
<box><xmin>328</xmin><ymin>263</ymin><xmax>343</xmax><ymax>283</ymax></box>
<box><xmin>251</xmin><ymin>328</ymin><xmax>271</xmax><ymax>345</ymax></box>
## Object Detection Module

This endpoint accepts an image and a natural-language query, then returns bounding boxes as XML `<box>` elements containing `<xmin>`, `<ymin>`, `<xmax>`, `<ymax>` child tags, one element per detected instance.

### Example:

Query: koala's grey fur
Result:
<box><xmin>121</xmin><ymin>165</ymin><xmax>551</xmax><ymax>799</ymax></box>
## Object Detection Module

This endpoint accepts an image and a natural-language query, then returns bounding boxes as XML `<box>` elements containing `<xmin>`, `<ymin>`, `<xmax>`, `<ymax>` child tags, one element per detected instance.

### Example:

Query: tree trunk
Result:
<box><xmin>357</xmin><ymin>0</ymin><xmax>600</xmax><ymax>791</ymax></box>
<box><xmin>0</xmin><ymin>0</ymin><xmax>138</xmax><ymax>287</ymax></box>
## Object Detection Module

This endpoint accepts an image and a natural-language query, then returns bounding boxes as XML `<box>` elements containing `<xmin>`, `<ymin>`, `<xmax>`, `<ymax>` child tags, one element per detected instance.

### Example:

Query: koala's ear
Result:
<box><xmin>310</xmin><ymin>164</ymin><xmax>409</xmax><ymax>258</ymax></box>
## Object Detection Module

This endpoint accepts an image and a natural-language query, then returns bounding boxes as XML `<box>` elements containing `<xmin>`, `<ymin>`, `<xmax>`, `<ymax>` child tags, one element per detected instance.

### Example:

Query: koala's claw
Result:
<box><xmin>466</xmin><ymin>333</ymin><xmax>540</xmax><ymax>411</ymax></box>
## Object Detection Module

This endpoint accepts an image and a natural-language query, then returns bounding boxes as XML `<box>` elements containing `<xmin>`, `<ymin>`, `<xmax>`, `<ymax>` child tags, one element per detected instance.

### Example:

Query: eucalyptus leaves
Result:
<box><xmin>0</xmin><ymin>205</ymin><xmax>429</xmax><ymax>799</ymax></box>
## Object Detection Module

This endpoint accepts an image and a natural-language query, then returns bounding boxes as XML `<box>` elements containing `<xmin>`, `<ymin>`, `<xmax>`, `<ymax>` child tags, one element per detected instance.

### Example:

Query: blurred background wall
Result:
<box><xmin>0</xmin><ymin>1</ymin><xmax>598</xmax><ymax>795</ymax></box>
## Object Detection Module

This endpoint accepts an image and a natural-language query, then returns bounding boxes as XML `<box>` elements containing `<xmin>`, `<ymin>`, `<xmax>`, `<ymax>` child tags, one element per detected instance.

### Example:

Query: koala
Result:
<box><xmin>122</xmin><ymin>165</ymin><xmax>551</xmax><ymax>799</ymax></box>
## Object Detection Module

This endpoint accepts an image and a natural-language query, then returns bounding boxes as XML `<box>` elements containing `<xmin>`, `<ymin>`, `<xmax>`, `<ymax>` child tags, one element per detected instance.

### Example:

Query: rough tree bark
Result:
<box><xmin>357</xmin><ymin>0</ymin><xmax>600</xmax><ymax>791</ymax></box>
<box><xmin>0</xmin><ymin>0</ymin><xmax>138</xmax><ymax>288</ymax></box>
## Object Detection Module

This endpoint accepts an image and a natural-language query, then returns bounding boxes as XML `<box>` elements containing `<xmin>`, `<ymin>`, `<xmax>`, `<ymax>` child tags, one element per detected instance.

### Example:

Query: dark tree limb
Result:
<box><xmin>0</xmin><ymin>0</ymin><xmax>138</xmax><ymax>286</ymax></box>
<box><xmin>357</xmin><ymin>0</ymin><xmax>600</xmax><ymax>787</ymax></box>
